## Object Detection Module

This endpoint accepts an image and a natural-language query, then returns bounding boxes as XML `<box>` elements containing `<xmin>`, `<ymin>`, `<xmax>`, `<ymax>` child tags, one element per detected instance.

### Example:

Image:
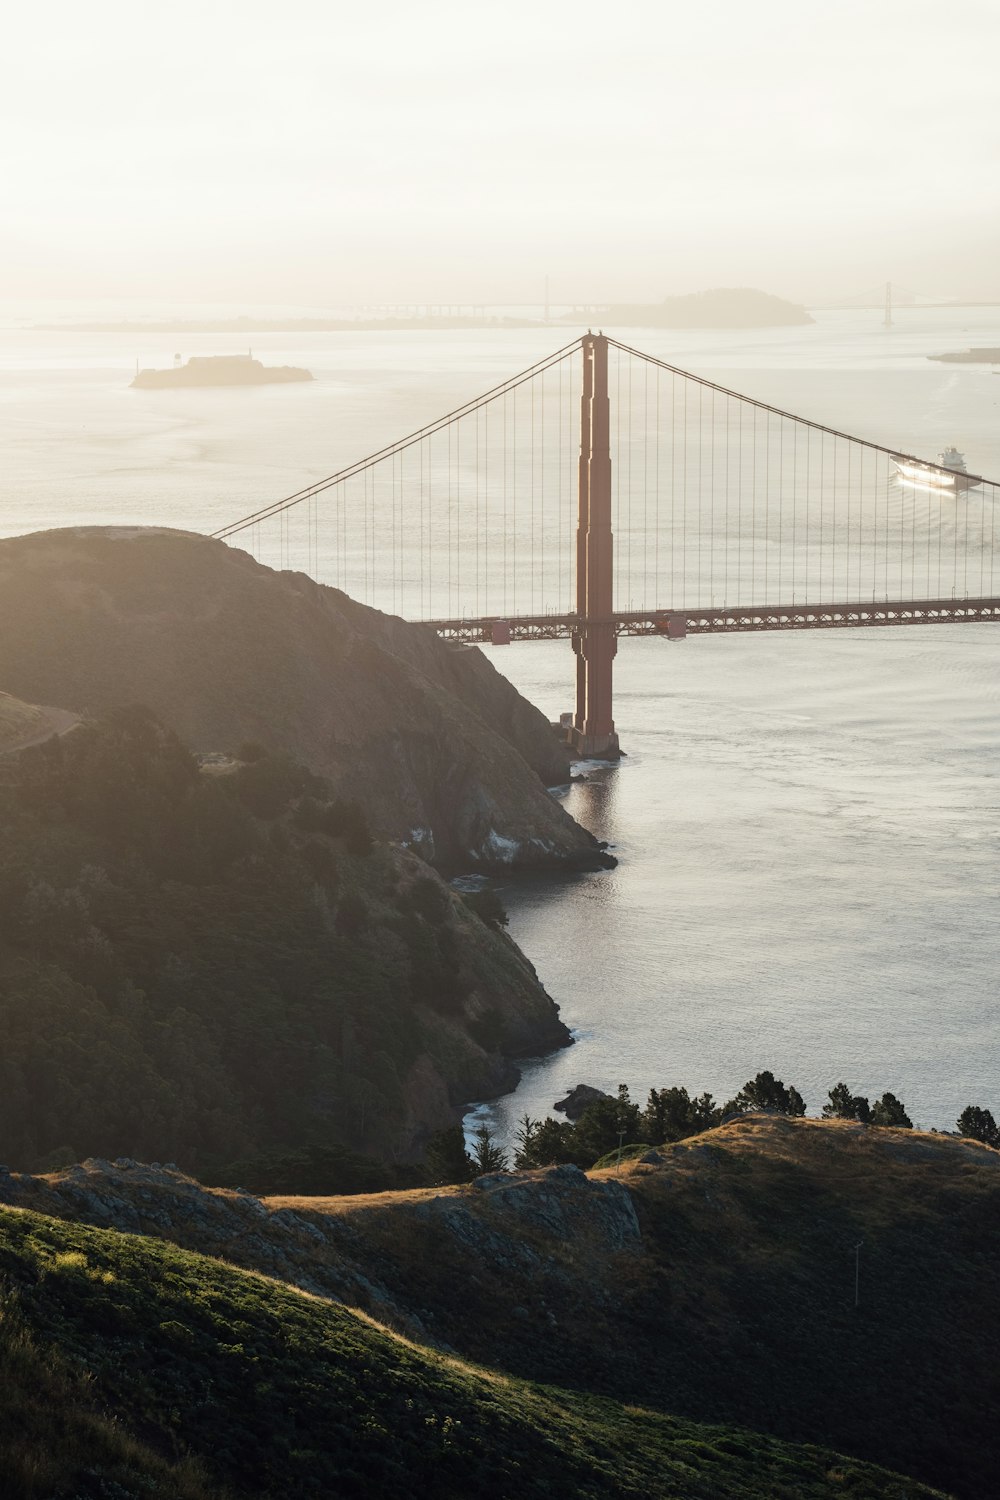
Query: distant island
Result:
<box><xmin>131</xmin><ymin>353</ymin><xmax>313</xmax><ymax>388</ymax></box>
<box><xmin>928</xmin><ymin>346</ymin><xmax>1000</xmax><ymax>364</ymax></box>
<box><xmin>586</xmin><ymin>287</ymin><xmax>814</xmax><ymax>329</ymax></box>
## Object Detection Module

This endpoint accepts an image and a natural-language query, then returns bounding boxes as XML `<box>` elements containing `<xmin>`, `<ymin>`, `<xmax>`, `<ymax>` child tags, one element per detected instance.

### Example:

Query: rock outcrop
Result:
<box><xmin>554</xmin><ymin>1083</ymin><xmax>613</xmax><ymax>1119</ymax></box>
<box><xmin>0</xmin><ymin>527</ymin><xmax>611</xmax><ymax>871</ymax></box>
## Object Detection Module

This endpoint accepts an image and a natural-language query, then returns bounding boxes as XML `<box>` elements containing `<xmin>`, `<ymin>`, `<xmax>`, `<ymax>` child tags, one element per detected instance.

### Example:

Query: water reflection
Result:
<box><xmin>469</xmin><ymin>627</ymin><xmax>1000</xmax><ymax>1152</ymax></box>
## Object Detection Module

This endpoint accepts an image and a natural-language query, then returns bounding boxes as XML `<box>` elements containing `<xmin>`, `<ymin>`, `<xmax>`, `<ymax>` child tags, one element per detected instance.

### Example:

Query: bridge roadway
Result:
<box><xmin>425</xmin><ymin>595</ymin><xmax>1000</xmax><ymax>645</ymax></box>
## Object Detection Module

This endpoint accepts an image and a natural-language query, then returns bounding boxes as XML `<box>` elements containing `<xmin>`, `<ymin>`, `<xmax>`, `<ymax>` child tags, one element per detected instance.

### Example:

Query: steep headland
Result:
<box><xmin>0</xmin><ymin>526</ymin><xmax>607</xmax><ymax>870</ymax></box>
<box><xmin>2</xmin><ymin>1115</ymin><xmax>990</xmax><ymax>1497</ymax></box>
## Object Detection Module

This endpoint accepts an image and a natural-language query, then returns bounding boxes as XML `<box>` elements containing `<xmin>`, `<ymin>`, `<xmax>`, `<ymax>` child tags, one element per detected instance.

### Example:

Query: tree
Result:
<box><xmin>574</xmin><ymin>1085</ymin><xmax>642</xmax><ymax>1163</ymax></box>
<box><xmin>957</xmin><ymin>1105</ymin><xmax>999</xmax><ymax>1147</ymax></box>
<box><xmin>513</xmin><ymin>1114</ymin><xmax>539</xmax><ymax>1166</ymax></box>
<box><xmin>870</xmin><ymin>1092</ymin><xmax>912</xmax><ymax>1129</ymax></box>
<box><xmin>823</xmin><ymin>1082</ymin><xmax>871</xmax><ymax>1123</ymax></box>
<box><xmin>726</xmin><ymin>1071</ymin><xmax>806</xmax><ymax>1118</ymax></box>
<box><xmin>642</xmin><ymin>1086</ymin><xmax>720</xmax><ymax>1143</ymax></box>
<box><xmin>513</xmin><ymin>1115</ymin><xmax>587</xmax><ymax>1169</ymax></box>
<box><xmin>471</xmin><ymin>1123</ymin><xmax>508</xmax><ymax>1176</ymax></box>
<box><xmin>425</xmin><ymin>1126</ymin><xmax>474</xmax><ymax>1184</ymax></box>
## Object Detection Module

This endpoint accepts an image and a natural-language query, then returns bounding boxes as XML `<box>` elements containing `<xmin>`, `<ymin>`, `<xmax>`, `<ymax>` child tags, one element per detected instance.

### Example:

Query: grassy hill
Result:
<box><xmin>0</xmin><ymin>1203</ymin><xmax>946</xmax><ymax>1500</ymax></box>
<box><xmin>6</xmin><ymin>1116</ymin><xmax>997</xmax><ymax>1497</ymax></box>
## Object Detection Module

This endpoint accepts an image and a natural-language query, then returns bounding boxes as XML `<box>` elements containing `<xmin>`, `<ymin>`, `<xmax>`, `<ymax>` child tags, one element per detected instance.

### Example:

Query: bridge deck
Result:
<box><xmin>424</xmin><ymin>597</ymin><xmax>1000</xmax><ymax>644</ymax></box>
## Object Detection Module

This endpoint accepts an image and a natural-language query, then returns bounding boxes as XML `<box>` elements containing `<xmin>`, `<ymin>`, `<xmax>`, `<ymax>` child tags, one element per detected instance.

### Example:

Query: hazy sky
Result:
<box><xmin>4</xmin><ymin>0</ymin><xmax>999</xmax><ymax>306</ymax></box>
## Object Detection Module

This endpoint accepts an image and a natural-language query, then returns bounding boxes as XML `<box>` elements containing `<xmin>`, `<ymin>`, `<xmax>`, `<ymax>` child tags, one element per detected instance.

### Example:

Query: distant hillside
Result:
<box><xmin>0</xmin><ymin>707</ymin><xmax>567</xmax><ymax>1171</ymax></box>
<box><xmin>0</xmin><ymin>690</ymin><xmax>77</xmax><ymax>753</ymax></box>
<box><xmin>0</xmin><ymin>1202</ymin><xmax>945</xmax><ymax>1499</ymax></box>
<box><xmin>0</xmin><ymin>527</ymin><xmax>609</xmax><ymax>872</ymax></box>
<box><xmin>10</xmin><ymin>1115</ymin><xmax>996</xmax><ymax>1498</ymax></box>
<box><xmin>600</xmin><ymin>287</ymin><xmax>813</xmax><ymax>328</ymax></box>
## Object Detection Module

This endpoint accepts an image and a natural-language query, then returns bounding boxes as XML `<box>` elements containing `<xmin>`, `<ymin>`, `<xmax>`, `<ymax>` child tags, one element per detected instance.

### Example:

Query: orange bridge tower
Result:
<box><xmin>569</xmin><ymin>332</ymin><xmax>621</xmax><ymax>758</ymax></box>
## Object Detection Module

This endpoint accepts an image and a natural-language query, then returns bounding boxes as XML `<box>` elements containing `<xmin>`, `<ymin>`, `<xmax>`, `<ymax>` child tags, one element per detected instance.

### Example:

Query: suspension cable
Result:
<box><xmin>607</xmin><ymin>337</ymin><xmax>998</xmax><ymax>484</ymax></box>
<box><xmin>212</xmin><ymin>338</ymin><xmax>582</xmax><ymax>539</ymax></box>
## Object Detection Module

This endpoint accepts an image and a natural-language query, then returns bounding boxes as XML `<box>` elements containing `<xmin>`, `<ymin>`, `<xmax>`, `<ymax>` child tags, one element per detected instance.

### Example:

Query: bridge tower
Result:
<box><xmin>569</xmin><ymin>333</ymin><xmax>621</xmax><ymax>758</ymax></box>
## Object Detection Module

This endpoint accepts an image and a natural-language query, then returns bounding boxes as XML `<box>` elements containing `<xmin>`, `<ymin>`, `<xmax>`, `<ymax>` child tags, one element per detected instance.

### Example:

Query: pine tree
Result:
<box><xmin>823</xmin><ymin>1083</ymin><xmax>871</xmax><ymax>1123</ymax></box>
<box><xmin>870</xmin><ymin>1092</ymin><xmax>912</xmax><ymax>1129</ymax></box>
<box><xmin>471</xmin><ymin>1123</ymin><xmax>508</xmax><ymax>1175</ymax></box>
<box><xmin>956</xmin><ymin>1105</ymin><xmax>999</xmax><ymax>1147</ymax></box>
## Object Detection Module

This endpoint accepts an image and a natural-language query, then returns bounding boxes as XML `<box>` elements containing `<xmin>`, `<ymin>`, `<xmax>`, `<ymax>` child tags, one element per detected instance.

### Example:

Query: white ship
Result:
<box><xmin>893</xmin><ymin>447</ymin><xmax>979</xmax><ymax>493</ymax></box>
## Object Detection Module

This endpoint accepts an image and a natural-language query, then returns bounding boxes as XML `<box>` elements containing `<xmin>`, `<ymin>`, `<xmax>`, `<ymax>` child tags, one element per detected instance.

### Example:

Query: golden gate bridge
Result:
<box><xmin>213</xmin><ymin>334</ymin><xmax>1000</xmax><ymax>758</ymax></box>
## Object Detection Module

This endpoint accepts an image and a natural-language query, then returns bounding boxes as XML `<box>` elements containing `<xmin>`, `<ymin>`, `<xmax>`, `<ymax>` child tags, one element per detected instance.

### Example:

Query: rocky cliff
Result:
<box><xmin>0</xmin><ymin>527</ymin><xmax>609</xmax><ymax>870</ymax></box>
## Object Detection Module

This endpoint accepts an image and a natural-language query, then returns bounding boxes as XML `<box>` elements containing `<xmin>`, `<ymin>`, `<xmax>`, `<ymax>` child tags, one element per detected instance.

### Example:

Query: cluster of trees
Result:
<box><xmin>822</xmin><ymin>1082</ymin><xmax>912</xmax><ymax>1128</ymax></box>
<box><xmin>0</xmin><ymin>706</ymin><xmax>511</xmax><ymax>1183</ymax></box>
<box><xmin>957</xmin><ymin>1105</ymin><xmax>1000</xmax><ymax>1147</ymax></box>
<box><xmin>427</xmin><ymin>1070</ymin><xmax>937</xmax><ymax>1182</ymax></box>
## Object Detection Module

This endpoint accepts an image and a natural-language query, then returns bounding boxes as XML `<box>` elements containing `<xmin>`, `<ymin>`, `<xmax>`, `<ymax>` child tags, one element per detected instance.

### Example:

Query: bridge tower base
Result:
<box><xmin>567</xmin><ymin>333</ymin><xmax>621</xmax><ymax>760</ymax></box>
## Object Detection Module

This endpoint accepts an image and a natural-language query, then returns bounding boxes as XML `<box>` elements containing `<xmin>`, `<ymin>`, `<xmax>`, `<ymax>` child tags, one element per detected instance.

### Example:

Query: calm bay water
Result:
<box><xmin>472</xmin><ymin>625</ymin><xmax>999</xmax><ymax>1140</ymax></box>
<box><xmin>1</xmin><ymin>304</ymin><xmax>998</xmax><ymax>1132</ymax></box>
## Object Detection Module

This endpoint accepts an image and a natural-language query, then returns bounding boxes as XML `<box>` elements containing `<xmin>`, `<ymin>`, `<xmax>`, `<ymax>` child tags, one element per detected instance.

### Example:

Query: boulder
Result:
<box><xmin>554</xmin><ymin>1085</ymin><xmax>613</xmax><ymax>1121</ymax></box>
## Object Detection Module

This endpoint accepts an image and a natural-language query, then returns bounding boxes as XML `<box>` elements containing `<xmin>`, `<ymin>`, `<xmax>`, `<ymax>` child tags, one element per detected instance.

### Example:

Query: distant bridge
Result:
<box><xmin>215</xmin><ymin>334</ymin><xmax>999</xmax><ymax>757</ymax></box>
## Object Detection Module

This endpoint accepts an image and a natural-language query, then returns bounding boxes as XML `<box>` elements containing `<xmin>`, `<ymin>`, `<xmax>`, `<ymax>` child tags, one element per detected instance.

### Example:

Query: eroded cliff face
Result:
<box><xmin>0</xmin><ymin>528</ymin><xmax>608</xmax><ymax>870</ymax></box>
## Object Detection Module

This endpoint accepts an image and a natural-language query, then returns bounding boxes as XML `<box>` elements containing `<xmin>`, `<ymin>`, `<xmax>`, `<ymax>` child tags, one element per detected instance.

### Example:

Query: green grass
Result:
<box><xmin>0</xmin><ymin>1205</ymin><xmax>947</xmax><ymax>1500</ymax></box>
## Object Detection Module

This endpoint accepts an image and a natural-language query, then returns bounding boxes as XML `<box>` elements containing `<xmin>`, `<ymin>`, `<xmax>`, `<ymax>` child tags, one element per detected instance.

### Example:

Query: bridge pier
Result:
<box><xmin>568</xmin><ymin>333</ymin><xmax>621</xmax><ymax>759</ymax></box>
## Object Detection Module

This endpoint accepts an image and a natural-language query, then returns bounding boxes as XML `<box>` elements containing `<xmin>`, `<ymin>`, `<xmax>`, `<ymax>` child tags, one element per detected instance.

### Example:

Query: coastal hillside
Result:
<box><xmin>0</xmin><ymin>708</ymin><xmax>567</xmax><ymax>1171</ymax></box>
<box><xmin>0</xmin><ymin>1203</ymin><xmax>946</xmax><ymax>1499</ymax></box>
<box><xmin>9</xmin><ymin>1116</ymin><xmax>996</xmax><ymax>1499</ymax></box>
<box><xmin>0</xmin><ymin>526</ymin><xmax>607</xmax><ymax>871</ymax></box>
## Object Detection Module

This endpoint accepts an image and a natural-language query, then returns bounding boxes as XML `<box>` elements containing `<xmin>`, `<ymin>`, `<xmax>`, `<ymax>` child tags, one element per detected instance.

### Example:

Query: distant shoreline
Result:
<box><xmin>32</xmin><ymin>316</ymin><xmax>548</xmax><ymax>334</ymax></box>
<box><xmin>26</xmin><ymin>300</ymin><xmax>1000</xmax><ymax>338</ymax></box>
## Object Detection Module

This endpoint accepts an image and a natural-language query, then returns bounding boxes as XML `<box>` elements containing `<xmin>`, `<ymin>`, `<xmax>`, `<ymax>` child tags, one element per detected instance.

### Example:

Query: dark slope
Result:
<box><xmin>0</xmin><ymin>1205</ymin><xmax>945</xmax><ymax>1500</ymax></box>
<box><xmin>0</xmin><ymin>526</ymin><xmax>608</xmax><ymax>870</ymax></box>
<box><xmin>0</xmin><ymin>709</ymin><xmax>568</xmax><ymax>1169</ymax></box>
<box><xmin>11</xmin><ymin>1117</ymin><xmax>995</xmax><ymax>1499</ymax></box>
